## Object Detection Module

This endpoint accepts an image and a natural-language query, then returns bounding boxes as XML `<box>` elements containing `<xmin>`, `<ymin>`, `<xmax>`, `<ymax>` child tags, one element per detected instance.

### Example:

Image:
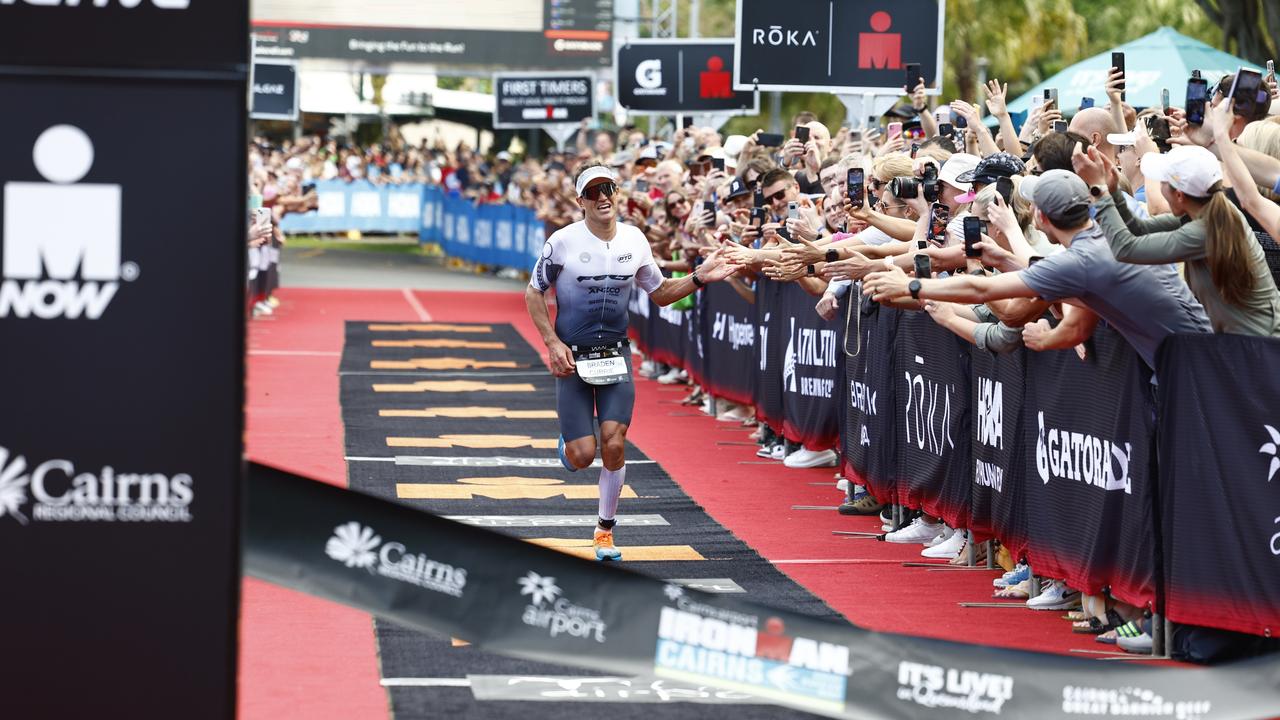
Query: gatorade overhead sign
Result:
<box><xmin>493</xmin><ymin>72</ymin><xmax>596</xmax><ymax>129</ymax></box>
<box><xmin>616</xmin><ymin>39</ymin><xmax>758</xmax><ymax>115</ymax></box>
<box><xmin>733</xmin><ymin>0</ymin><xmax>945</xmax><ymax>94</ymax></box>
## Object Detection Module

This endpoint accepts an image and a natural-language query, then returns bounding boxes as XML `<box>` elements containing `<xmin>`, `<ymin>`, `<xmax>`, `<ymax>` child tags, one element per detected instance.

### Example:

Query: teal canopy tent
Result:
<box><xmin>1006</xmin><ymin>26</ymin><xmax>1261</xmax><ymax>114</ymax></box>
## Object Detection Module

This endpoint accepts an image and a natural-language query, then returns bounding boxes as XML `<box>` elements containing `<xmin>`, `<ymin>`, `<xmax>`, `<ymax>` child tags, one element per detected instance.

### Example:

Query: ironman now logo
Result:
<box><xmin>1</xmin><ymin>125</ymin><xmax>139</xmax><ymax>320</ymax></box>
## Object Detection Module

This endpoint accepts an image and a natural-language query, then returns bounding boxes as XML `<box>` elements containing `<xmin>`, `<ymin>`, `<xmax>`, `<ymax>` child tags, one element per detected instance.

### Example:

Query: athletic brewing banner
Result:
<box><xmin>778</xmin><ymin>282</ymin><xmax>843</xmax><ymax>450</ymax></box>
<box><xmin>247</xmin><ymin>461</ymin><xmax>1280</xmax><ymax>719</ymax></box>
<box><xmin>0</xmin><ymin>3</ymin><xmax>247</xmax><ymax>718</ymax></box>
<box><xmin>1157</xmin><ymin>333</ymin><xmax>1280</xmax><ymax>636</ymax></box>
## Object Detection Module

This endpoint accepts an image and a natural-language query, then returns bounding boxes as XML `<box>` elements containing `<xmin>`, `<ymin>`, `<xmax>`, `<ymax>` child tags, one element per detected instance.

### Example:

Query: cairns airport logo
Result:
<box><xmin>518</xmin><ymin>571</ymin><xmax>608</xmax><ymax>643</ymax></box>
<box><xmin>0</xmin><ymin>446</ymin><xmax>194</xmax><ymax>524</ymax></box>
<box><xmin>325</xmin><ymin>522</ymin><xmax>469</xmax><ymax>598</ymax></box>
<box><xmin>2</xmin><ymin>126</ymin><xmax>138</xmax><ymax>320</ymax></box>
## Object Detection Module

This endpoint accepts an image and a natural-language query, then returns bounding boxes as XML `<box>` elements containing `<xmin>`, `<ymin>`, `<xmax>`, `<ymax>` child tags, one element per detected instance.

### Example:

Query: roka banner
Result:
<box><xmin>0</xmin><ymin>2</ymin><xmax>247</xmax><ymax>718</ymax></box>
<box><xmin>1157</xmin><ymin>333</ymin><xmax>1280</xmax><ymax>636</ymax></box>
<box><xmin>616</xmin><ymin>39</ymin><xmax>758</xmax><ymax>115</ymax></box>
<box><xmin>842</xmin><ymin>296</ymin><xmax>900</xmax><ymax>504</ymax></box>
<box><xmin>734</xmin><ymin>0</ymin><xmax>945</xmax><ymax>94</ymax></box>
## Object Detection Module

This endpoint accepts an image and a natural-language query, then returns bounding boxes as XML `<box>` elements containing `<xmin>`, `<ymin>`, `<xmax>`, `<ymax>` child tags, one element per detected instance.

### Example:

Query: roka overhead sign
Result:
<box><xmin>494</xmin><ymin>72</ymin><xmax>596</xmax><ymax>128</ymax></box>
<box><xmin>616</xmin><ymin>40</ymin><xmax>758</xmax><ymax>115</ymax></box>
<box><xmin>734</xmin><ymin>0</ymin><xmax>945</xmax><ymax>94</ymax></box>
<box><xmin>251</xmin><ymin>60</ymin><xmax>299</xmax><ymax>121</ymax></box>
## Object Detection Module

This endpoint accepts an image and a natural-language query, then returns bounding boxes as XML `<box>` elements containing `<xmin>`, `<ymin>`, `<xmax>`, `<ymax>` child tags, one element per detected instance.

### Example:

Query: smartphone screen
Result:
<box><xmin>963</xmin><ymin>216</ymin><xmax>982</xmax><ymax>258</ymax></box>
<box><xmin>904</xmin><ymin>63</ymin><xmax>922</xmax><ymax>91</ymax></box>
<box><xmin>1112</xmin><ymin>52</ymin><xmax>1126</xmax><ymax>100</ymax></box>
<box><xmin>953</xmin><ymin>114</ymin><xmax>968</xmax><ymax>129</ymax></box>
<box><xmin>1230</xmin><ymin>67</ymin><xmax>1264</xmax><ymax>119</ymax></box>
<box><xmin>928</xmin><ymin>202</ymin><xmax>949</xmax><ymax>244</ymax></box>
<box><xmin>756</xmin><ymin>132</ymin><xmax>784</xmax><ymax>147</ymax></box>
<box><xmin>913</xmin><ymin>253</ymin><xmax>932</xmax><ymax>279</ymax></box>
<box><xmin>787</xmin><ymin>201</ymin><xmax>799</xmax><ymax>220</ymax></box>
<box><xmin>753</xmin><ymin>188</ymin><xmax>765</xmax><ymax>207</ymax></box>
<box><xmin>1161</xmin><ymin>88</ymin><xmax>1170</xmax><ymax>111</ymax></box>
<box><xmin>794</xmin><ymin>125</ymin><xmax>811</xmax><ymax>143</ymax></box>
<box><xmin>636</xmin><ymin>178</ymin><xmax>649</xmax><ymax>193</ymax></box>
<box><xmin>711</xmin><ymin>157</ymin><xmax>725</xmax><ymax>172</ymax></box>
<box><xmin>846</xmin><ymin>168</ymin><xmax>865</xmax><ymax>209</ymax></box>
<box><xmin>750</xmin><ymin>207</ymin><xmax>765</xmax><ymax>228</ymax></box>
<box><xmin>938</xmin><ymin>122</ymin><xmax>954</xmax><ymax>138</ymax></box>
<box><xmin>1053</xmin><ymin>120</ymin><xmax>1068</xmax><ymax>133</ymax></box>
<box><xmin>703</xmin><ymin>201</ymin><xmax>717</xmax><ymax>220</ymax></box>
<box><xmin>1185</xmin><ymin>78</ymin><xmax>1209</xmax><ymax>124</ymax></box>
<box><xmin>995</xmin><ymin>176</ymin><xmax>1014</xmax><ymax>206</ymax></box>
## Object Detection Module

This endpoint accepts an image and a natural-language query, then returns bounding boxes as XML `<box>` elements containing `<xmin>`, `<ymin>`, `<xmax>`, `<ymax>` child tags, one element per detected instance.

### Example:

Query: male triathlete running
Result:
<box><xmin>526</xmin><ymin>165</ymin><xmax>740</xmax><ymax>561</ymax></box>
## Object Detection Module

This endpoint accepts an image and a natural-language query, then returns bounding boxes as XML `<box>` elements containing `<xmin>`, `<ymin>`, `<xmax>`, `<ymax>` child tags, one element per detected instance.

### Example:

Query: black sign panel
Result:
<box><xmin>734</xmin><ymin>0</ymin><xmax>943</xmax><ymax>94</ymax></box>
<box><xmin>779</xmin><ymin>282</ymin><xmax>843</xmax><ymax>450</ymax></box>
<box><xmin>700</xmin><ymin>282</ymin><xmax>757</xmax><ymax>407</ymax></box>
<box><xmin>842</xmin><ymin>297</ymin><xmax>900</xmax><ymax>503</ymax></box>
<box><xmin>0</xmin><ymin>1</ymin><xmax>247</xmax><ymax>70</ymax></box>
<box><xmin>251</xmin><ymin>61</ymin><xmax>299</xmax><ymax>120</ymax></box>
<box><xmin>616</xmin><ymin>40</ymin><xmax>758</xmax><ymax>114</ymax></box>
<box><xmin>493</xmin><ymin>72</ymin><xmax>595</xmax><ymax>128</ymax></box>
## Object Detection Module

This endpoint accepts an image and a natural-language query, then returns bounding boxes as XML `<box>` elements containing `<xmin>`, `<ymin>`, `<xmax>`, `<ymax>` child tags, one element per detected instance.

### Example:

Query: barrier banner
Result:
<box><xmin>1019</xmin><ymin>326</ymin><xmax>1155</xmax><ymax>608</ymax></box>
<box><xmin>0</xmin><ymin>2</ymin><xmax>247</xmax><ymax>717</ymax></box>
<box><xmin>753</xmin><ymin>278</ymin><xmax>786</xmax><ymax>431</ymax></box>
<box><xmin>700</xmin><ymin>281</ymin><xmax>757</xmax><ymax>407</ymax></box>
<box><xmin>842</xmin><ymin>297</ymin><xmax>901</xmax><ymax>503</ymax></box>
<box><xmin>1157</xmin><ymin>333</ymin><xmax>1280</xmax><ymax>636</ymax></box>
<box><xmin>627</xmin><ymin>289</ymin><xmax>653</xmax><ymax>354</ymax></box>
<box><xmin>247</xmin><ymin>461</ymin><xmax>1280</xmax><ymax>720</ymax></box>
<box><xmin>684</xmin><ymin>290</ymin><xmax>707</xmax><ymax>387</ymax></box>
<box><xmin>967</xmin><ymin>345</ymin><xmax>1027</xmax><ymax>544</ymax></box>
<box><xmin>893</xmin><ymin>311</ymin><xmax>972</xmax><ymax>525</ymax></box>
<box><xmin>778</xmin><ymin>282</ymin><xmax>843</xmax><ymax>449</ymax></box>
<box><xmin>649</xmin><ymin>301</ymin><xmax>688</xmax><ymax>368</ymax></box>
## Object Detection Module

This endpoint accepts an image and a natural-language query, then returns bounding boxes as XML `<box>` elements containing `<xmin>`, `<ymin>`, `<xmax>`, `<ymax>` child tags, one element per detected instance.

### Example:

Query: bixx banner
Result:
<box><xmin>247</xmin><ymin>461</ymin><xmax>1280</xmax><ymax>720</ymax></box>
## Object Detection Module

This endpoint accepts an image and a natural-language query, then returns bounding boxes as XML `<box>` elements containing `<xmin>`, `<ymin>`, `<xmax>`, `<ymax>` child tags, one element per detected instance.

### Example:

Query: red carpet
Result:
<box><xmin>240</xmin><ymin>286</ymin><xmax>1135</xmax><ymax>720</ymax></box>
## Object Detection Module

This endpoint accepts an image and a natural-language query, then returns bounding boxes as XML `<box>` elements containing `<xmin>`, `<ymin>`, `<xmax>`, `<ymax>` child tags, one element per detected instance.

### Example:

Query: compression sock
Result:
<box><xmin>597</xmin><ymin>466</ymin><xmax>626</xmax><ymax>525</ymax></box>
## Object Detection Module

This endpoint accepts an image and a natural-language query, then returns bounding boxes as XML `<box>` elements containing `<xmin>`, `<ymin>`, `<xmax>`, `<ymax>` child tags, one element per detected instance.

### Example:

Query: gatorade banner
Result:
<box><xmin>1019</xmin><ymin>326</ymin><xmax>1155</xmax><ymax>609</ymax></box>
<box><xmin>841</xmin><ymin>297</ymin><xmax>900</xmax><ymax>504</ymax></box>
<box><xmin>892</xmin><ymin>312</ymin><xmax>972</xmax><ymax>526</ymax></box>
<box><xmin>700</xmin><ymin>282</ymin><xmax>756</xmax><ymax>407</ymax></box>
<box><xmin>1157</xmin><ymin>333</ymin><xmax>1280</xmax><ymax>636</ymax></box>
<box><xmin>778</xmin><ymin>282</ymin><xmax>843</xmax><ymax>450</ymax></box>
<box><xmin>247</xmin><ymin>461</ymin><xmax>1280</xmax><ymax>720</ymax></box>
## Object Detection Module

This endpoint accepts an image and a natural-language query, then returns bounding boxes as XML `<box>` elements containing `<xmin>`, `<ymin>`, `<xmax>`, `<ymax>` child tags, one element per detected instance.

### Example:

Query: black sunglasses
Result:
<box><xmin>764</xmin><ymin>188</ymin><xmax>789</xmax><ymax>204</ymax></box>
<box><xmin>582</xmin><ymin>182</ymin><xmax>618</xmax><ymax>201</ymax></box>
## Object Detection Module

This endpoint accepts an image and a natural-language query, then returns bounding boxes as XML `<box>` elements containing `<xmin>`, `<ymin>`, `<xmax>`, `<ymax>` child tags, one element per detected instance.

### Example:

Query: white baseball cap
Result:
<box><xmin>1106</xmin><ymin>131</ymin><xmax>1136</xmax><ymax>147</ymax></box>
<box><xmin>939</xmin><ymin>153</ymin><xmax>981</xmax><ymax>191</ymax></box>
<box><xmin>1140</xmin><ymin>146</ymin><xmax>1222</xmax><ymax>198</ymax></box>
<box><xmin>574</xmin><ymin>165</ymin><xmax>617</xmax><ymax>197</ymax></box>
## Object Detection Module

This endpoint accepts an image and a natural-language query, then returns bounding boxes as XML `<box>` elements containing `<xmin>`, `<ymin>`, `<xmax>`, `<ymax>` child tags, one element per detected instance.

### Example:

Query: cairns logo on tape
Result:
<box><xmin>655</xmin><ymin>584</ymin><xmax>849</xmax><ymax>712</ymax></box>
<box><xmin>518</xmin><ymin>571</ymin><xmax>607</xmax><ymax>643</ymax></box>
<box><xmin>0</xmin><ymin>445</ymin><xmax>193</xmax><ymax>525</ymax></box>
<box><xmin>325</xmin><ymin>521</ymin><xmax>468</xmax><ymax>597</ymax></box>
<box><xmin>898</xmin><ymin>661</ymin><xmax>1013</xmax><ymax>714</ymax></box>
<box><xmin>1061</xmin><ymin>684</ymin><xmax>1210</xmax><ymax>719</ymax></box>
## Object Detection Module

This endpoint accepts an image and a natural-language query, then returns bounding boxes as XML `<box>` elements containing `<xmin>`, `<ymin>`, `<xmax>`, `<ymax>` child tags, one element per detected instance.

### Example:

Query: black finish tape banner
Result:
<box><xmin>1157</xmin><ymin>333</ymin><xmax>1280</xmax><ymax>636</ymax></box>
<box><xmin>1019</xmin><ymin>326</ymin><xmax>1156</xmax><ymax>608</ymax></box>
<box><xmin>893</xmin><ymin>311</ymin><xmax>972</xmax><ymax>524</ymax></box>
<box><xmin>778</xmin><ymin>282</ymin><xmax>843</xmax><ymax>450</ymax></box>
<box><xmin>246</xmin><ymin>461</ymin><xmax>1280</xmax><ymax>720</ymax></box>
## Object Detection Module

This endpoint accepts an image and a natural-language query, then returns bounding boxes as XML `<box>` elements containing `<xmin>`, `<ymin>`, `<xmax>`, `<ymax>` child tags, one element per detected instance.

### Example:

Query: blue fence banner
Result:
<box><xmin>280</xmin><ymin>180</ymin><xmax>424</xmax><ymax>234</ymax></box>
<box><xmin>416</xmin><ymin>185</ymin><xmax>544</xmax><ymax>270</ymax></box>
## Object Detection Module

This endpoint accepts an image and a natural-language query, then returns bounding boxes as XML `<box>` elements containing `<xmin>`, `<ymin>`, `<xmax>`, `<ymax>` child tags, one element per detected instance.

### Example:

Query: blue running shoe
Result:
<box><xmin>993</xmin><ymin>563</ymin><xmax>1030</xmax><ymax>588</ymax></box>
<box><xmin>557</xmin><ymin>435</ymin><xmax>577</xmax><ymax>472</ymax></box>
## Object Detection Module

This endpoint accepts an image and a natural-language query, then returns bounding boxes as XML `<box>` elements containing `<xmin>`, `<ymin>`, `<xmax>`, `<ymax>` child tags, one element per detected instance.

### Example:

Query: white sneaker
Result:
<box><xmin>836</xmin><ymin>477</ymin><xmax>850</xmax><ymax>494</ymax></box>
<box><xmin>769</xmin><ymin>444</ymin><xmax>787</xmax><ymax>460</ymax></box>
<box><xmin>1026</xmin><ymin>580</ymin><xmax>1081</xmax><ymax>610</ymax></box>
<box><xmin>921</xmin><ymin>530</ymin><xmax>966</xmax><ymax>559</ymax></box>
<box><xmin>783</xmin><ymin>447</ymin><xmax>838</xmax><ymax>468</ymax></box>
<box><xmin>656</xmin><ymin>367</ymin><xmax>685</xmax><ymax>384</ymax></box>
<box><xmin>924</xmin><ymin>526</ymin><xmax>954</xmax><ymax>548</ymax></box>
<box><xmin>884</xmin><ymin>517</ymin><xmax>943</xmax><ymax>544</ymax></box>
<box><xmin>253</xmin><ymin>301</ymin><xmax>274</xmax><ymax>316</ymax></box>
<box><xmin>716</xmin><ymin>404</ymin><xmax>752</xmax><ymax>422</ymax></box>
<box><xmin>639</xmin><ymin>360</ymin><xmax>656</xmax><ymax>377</ymax></box>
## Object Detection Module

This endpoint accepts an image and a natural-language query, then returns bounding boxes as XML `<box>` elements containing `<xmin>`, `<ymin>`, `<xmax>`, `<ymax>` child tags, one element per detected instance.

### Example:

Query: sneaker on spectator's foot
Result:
<box><xmin>836</xmin><ymin>477</ymin><xmax>850</xmax><ymax>494</ymax></box>
<box><xmin>266</xmin><ymin>295</ymin><xmax>281</xmax><ymax>308</ymax></box>
<box><xmin>639</xmin><ymin>360</ymin><xmax>657</xmax><ymax>378</ymax></box>
<box><xmin>756</xmin><ymin>443</ymin><xmax>777</xmax><ymax>459</ymax></box>
<box><xmin>1027</xmin><ymin>580</ymin><xmax>1081</xmax><ymax>610</ymax></box>
<box><xmin>593</xmin><ymin>528</ymin><xmax>622</xmax><ymax>561</ymax></box>
<box><xmin>884</xmin><ymin>517</ymin><xmax>943</xmax><ymax>544</ymax></box>
<box><xmin>784</xmin><ymin>447</ymin><xmax>838</xmax><ymax>468</ymax></box>
<box><xmin>993</xmin><ymin>563</ymin><xmax>1030</xmax><ymax>588</ymax></box>
<box><xmin>656</xmin><ymin>367</ymin><xmax>686</xmax><ymax>385</ymax></box>
<box><xmin>1112</xmin><ymin>621</ymin><xmax>1153</xmax><ymax>653</ymax></box>
<box><xmin>557</xmin><ymin>435</ymin><xmax>577</xmax><ymax>473</ymax></box>
<box><xmin>924</xmin><ymin>526</ymin><xmax>954</xmax><ymax>548</ymax></box>
<box><xmin>839</xmin><ymin>493</ymin><xmax>884</xmax><ymax>516</ymax></box>
<box><xmin>717</xmin><ymin>404</ymin><xmax>752</xmax><ymax>422</ymax></box>
<box><xmin>769</xmin><ymin>443</ymin><xmax>787</xmax><ymax>461</ymax></box>
<box><xmin>922</xmin><ymin>530</ymin><xmax>966</xmax><ymax>559</ymax></box>
<box><xmin>253</xmin><ymin>301</ymin><xmax>274</xmax><ymax>316</ymax></box>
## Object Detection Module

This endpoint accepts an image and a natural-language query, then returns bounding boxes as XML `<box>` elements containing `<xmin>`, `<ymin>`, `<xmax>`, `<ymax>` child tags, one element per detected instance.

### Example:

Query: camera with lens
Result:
<box><xmin>889</xmin><ymin>176</ymin><xmax>920</xmax><ymax>199</ymax></box>
<box><xmin>920</xmin><ymin>163</ymin><xmax>940</xmax><ymax>202</ymax></box>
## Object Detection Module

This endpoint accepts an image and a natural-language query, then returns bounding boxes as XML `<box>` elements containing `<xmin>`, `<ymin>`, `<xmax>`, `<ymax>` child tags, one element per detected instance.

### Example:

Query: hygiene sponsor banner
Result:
<box><xmin>700</xmin><ymin>282</ymin><xmax>756</xmax><ymax>408</ymax></box>
<box><xmin>246</xmin><ymin>461</ymin><xmax>1280</xmax><ymax>720</ymax></box>
<box><xmin>778</xmin><ymin>282</ymin><xmax>843</xmax><ymax>450</ymax></box>
<box><xmin>1157</xmin><ymin>333</ymin><xmax>1280</xmax><ymax>636</ymax></box>
<box><xmin>1019</xmin><ymin>325</ymin><xmax>1155</xmax><ymax>609</ymax></box>
<box><xmin>892</xmin><ymin>311</ymin><xmax>972</xmax><ymax>525</ymax></box>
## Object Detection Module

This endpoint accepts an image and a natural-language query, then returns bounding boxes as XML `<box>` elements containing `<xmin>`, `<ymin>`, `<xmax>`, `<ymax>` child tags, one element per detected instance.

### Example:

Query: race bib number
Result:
<box><xmin>575</xmin><ymin>355</ymin><xmax>629</xmax><ymax>385</ymax></box>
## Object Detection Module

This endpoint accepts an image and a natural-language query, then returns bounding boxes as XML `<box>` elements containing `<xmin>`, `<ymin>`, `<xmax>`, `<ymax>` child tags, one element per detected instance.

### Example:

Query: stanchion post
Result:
<box><xmin>985</xmin><ymin>540</ymin><xmax>996</xmax><ymax>569</ymax></box>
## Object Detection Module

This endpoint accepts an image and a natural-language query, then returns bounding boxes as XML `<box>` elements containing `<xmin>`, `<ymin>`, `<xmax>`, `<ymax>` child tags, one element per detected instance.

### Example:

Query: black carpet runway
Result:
<box><xmin>339</xmin><ymin>321</ymin><xmax>843</xmax><ymax>718</ymax></box>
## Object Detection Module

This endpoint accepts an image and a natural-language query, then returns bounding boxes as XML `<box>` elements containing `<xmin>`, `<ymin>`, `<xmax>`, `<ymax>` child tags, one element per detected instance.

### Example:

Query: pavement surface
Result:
<box><xmin>280</xmin><ymin>245</ymin><xmax>528</xmax><ymax>293</ymax></box>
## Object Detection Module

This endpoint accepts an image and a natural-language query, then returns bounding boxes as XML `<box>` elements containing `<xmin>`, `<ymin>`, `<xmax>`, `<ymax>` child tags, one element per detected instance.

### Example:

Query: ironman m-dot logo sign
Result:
<box><xmin>1</xmin><ymin>125</ymin><xmax>138</xmax><ymax>319</ymax></box>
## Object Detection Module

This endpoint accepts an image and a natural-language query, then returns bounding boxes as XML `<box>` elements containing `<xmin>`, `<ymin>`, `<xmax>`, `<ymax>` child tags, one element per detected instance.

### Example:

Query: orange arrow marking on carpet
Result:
<box><xmin>387</xmin><ymin>435</ymin><xmax>558</xmax><ymax>449</ymax></box>
<box><xmin>380</xmin><ymin>407</ymin><xmax>557</xmax><ymax>419</ymax></box>
<box><xmin>397</xmin><ymin>476</ymin><xmax>638</xmax><ymax>500</ymax></box>
<box><xmin>367</xmin><ymin>323</ymin><xmax>493</xmax><ymax>333</ymax></box>
<box><xmin>371</xmin><ymin>358</ymin><xmax>520</xmax><ymax>370</ymax></box>
<box><xmin>373</xmin><ymin>380</ymin><xmax>536</xmax><ymax>393</ymax></box>
<box><xmin>525</xmin><ymin>538</ymin><xmax>704</xmax><ymax>562</ymax></box>
<box><xmin>373</xmin><ymin>339</ymin><xmax>506</xmax><ymax>349</ymax></box>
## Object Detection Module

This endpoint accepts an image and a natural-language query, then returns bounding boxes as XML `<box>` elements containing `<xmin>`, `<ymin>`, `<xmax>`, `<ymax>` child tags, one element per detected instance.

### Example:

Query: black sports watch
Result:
<box><xmin>1089</xmin><ymin>185</ymin><xmax>1107</xmax><ymax>199</ymax></box>
<box><xmin>825</xmin><ymin>248</ymin><xmax>839</xmax><ymax>263</ymax></box>
<box><xmin>691</xmin><ymin>273</ymin><xmax>706</xmax><ymax>288</ymax></box>
<box><xmin>908</xmin><ymin>279</ymin><xmax>923</xmax><ymax>300</ymax></box>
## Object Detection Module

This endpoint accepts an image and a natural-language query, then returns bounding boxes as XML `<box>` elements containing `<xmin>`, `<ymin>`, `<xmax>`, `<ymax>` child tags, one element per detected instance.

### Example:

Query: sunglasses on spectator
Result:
<box><xmin>876</xmin><ymin>200</ymin><xmax>908</xmax><ymax>212</ymax></box>
<box><xmin>667</xmin><ymin>196</ymin><xmax>688</xmax><ymax>206</ymax></box>
<box><xmin>582</xmin><ymin>182</ymin><xmax>618</xmax><ymax>201</ymax></box>
<box><xmin>764</xmin><ymin>188</ymin><xmax>789</xmax><ymax>204</ymax></box>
